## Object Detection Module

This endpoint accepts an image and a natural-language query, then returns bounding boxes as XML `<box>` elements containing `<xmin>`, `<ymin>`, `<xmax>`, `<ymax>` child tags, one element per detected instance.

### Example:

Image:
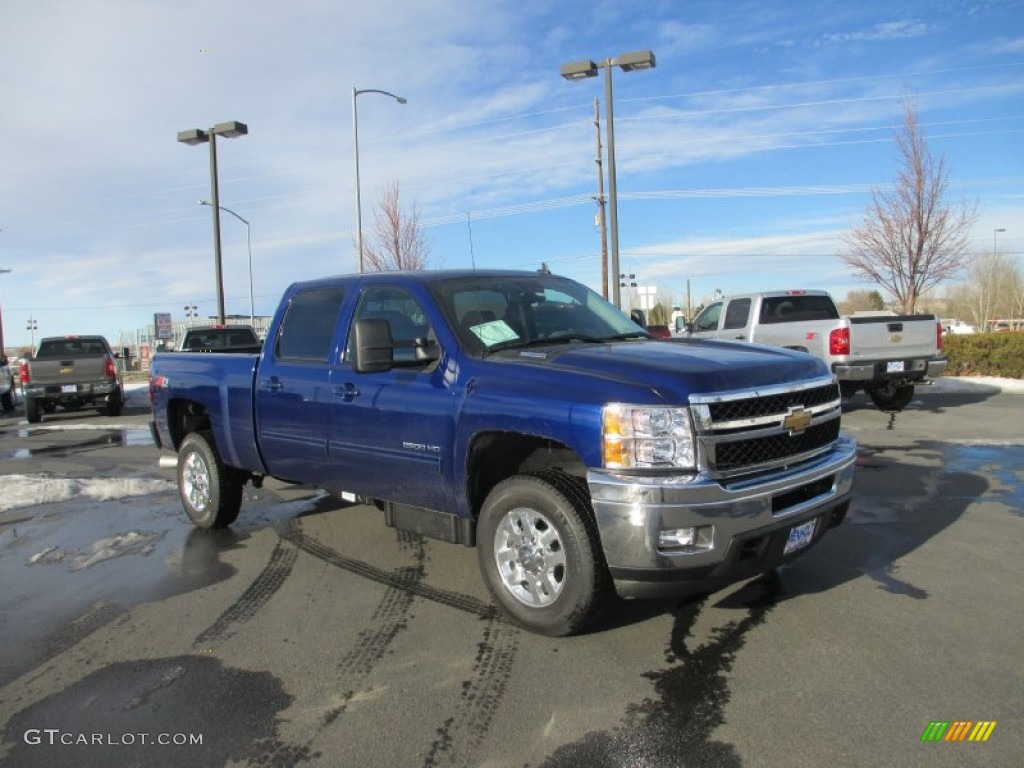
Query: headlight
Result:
<box><xmin>602</xmin><ymin>404</ymin><xmax>696</xmax><ymax>469</ymax></box>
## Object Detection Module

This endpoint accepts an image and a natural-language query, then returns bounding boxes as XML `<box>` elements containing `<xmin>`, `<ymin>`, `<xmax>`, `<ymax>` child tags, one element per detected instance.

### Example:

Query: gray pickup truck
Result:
<box><xmin>686</xmin><ymin>290</ymin><xmax>946</xmax><ymax>411</ymax></box>
<box><xmin>19</xmin><ymin>335</ymin><xmax>123</xmax><ymax>423</ymax></box>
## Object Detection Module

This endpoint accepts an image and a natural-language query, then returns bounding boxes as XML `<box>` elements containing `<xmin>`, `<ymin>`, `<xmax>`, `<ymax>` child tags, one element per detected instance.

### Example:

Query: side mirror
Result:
<box><xmin>413</xmin><ymin>336</ymin><xmax>440</xmax><ymax>363</ymax></box>
<box><xmin>352</xmin><ymin>318</ymin><xmax>394</xmax><ymax>373</ymax></box>
<box><xmin>630</xmin><ymin>309</ymin><xmax>647</xmax><ymax>327</ymax></box>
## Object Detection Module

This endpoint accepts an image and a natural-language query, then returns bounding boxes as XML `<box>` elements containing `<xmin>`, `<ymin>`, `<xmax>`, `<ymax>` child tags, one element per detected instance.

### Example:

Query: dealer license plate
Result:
<box><xmin>61</xmin><ymin>384</ymin><xmax>77</xmax><ymax>394</ymax></box>
<box><xmin>783</xmin><ymin>519</ymin><xmax>817</xmax><ymax>555</ymax></box>
<box><xmin>886</xmin><ymin>360</ymin><xmax>905</xmax><ymax>373</ymax></box>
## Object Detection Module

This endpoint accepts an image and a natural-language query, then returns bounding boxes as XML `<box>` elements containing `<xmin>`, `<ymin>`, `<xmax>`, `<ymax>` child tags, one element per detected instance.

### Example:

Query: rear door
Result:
<box><xmin>255</xmin><ymin>285</ymin><xmax>348</xmax><ymax>486</ymax></box>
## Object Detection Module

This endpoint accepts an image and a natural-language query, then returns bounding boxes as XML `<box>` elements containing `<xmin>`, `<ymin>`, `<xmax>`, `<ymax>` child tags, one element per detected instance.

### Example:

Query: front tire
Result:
<box><xmin>177</xmin><ymin>431</ymin><xmax>243</xmax><ymax>529</ymax></box>
<box><xmin>867</xmin><ymin>382</ymin><xmax>915</xmax><ymax>412</ymax></box>
<box><xmin>1</xmin><ymin>389</ymin><xmax>13</xmax><ymax>412</ymax></box>
<box><xmin>476</xmin><ymin>471</ymin><xmax>610</xmax><ymax>637</ymax></box>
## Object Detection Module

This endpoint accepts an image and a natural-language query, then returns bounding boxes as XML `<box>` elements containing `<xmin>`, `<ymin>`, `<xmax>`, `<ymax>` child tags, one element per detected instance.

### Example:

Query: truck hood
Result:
<box><xmin>492</xmin><ymin>338</ymin><xmax>829</xmax><ymax>401</ymax></box>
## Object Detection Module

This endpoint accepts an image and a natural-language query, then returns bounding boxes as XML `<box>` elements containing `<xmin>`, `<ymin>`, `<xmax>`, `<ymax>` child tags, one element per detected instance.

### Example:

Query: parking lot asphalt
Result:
<box><xmin>0</xmin><ymin>381</ymin><xmax>1021</xmax><ymax>767</ymax></box>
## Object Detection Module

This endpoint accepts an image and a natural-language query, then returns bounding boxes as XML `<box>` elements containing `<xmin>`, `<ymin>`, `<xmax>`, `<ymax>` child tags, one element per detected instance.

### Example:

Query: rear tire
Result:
<box><xmin>1</xmin><ymin>390</ymin><xmax>13</xmax><ymax>412</ymax></box>
<box><xmin>867</xmin><ymin>382</ymin><xmax>915</xmax><ymax>412</ymax></box>
<box><xmin>177</xmin><ymin>430</ymin><xmax>243</xmax><ymax>529</ymax></box>
<box><xmin>25</xmin><ymin>398</ymin><xmax>42</xmax><ymax>424</ymax></box>
<box><xmin>476</xmin><ymin>471</ymin><xmax>609</xmax><ymax>636</ymax></box>
<box><xmin>104</xmin><ymin>387</ymin><xmax>123</xmax><ymax>417</ymax></box>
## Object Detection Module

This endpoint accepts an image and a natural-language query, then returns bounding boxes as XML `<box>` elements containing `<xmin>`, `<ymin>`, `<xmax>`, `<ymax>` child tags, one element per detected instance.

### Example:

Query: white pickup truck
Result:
<box><xmin>684</xmin><ymin>290</ymin><xmax>946</xmax><ymax>411</ymax></box>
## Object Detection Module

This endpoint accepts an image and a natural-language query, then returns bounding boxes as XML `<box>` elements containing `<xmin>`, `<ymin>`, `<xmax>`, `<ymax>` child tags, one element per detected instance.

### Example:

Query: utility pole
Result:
<box><xmin>593</xmin><ymin>98</ymin><xmax>609</xmax><ymax>299</ymax></box>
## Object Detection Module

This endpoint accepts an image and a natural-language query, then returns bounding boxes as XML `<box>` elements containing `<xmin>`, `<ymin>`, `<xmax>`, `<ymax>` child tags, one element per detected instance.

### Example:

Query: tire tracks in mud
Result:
<box><xmin>280</xmin><ymin>520</ymin><xmax>520</xmax><ymax>765</ymax></box>
<box><xmin>423</xmin><ymin>616</ymin><xmax>520</xmax><ymax>768</ymax></box>
<box><xmin>279</xmin><ymin>521</ymin><xmax>503</xmax><ymax>622</ymax></box>
<box><xmin>540</xmin><ymin>574</ymin><xmax>781</xmax><ymax>768</ymax></box>
<box><xmin>193</xmin><ymin>539</ymin><xmax>298</xmax><ymax>648</ymax></box>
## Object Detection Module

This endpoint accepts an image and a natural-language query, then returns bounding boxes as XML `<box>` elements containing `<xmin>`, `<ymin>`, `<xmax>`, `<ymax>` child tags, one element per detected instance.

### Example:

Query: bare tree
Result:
<box><xmin>362</xmin><ymin>179</ymin><xmax>431</xmax><ymax>271</ymax></box>
<box><xmin>840</xmin><ymin>99</ymin><xmax>978</xmax><ymax>313</ymax></box>
<box><xmin>948</xmin><ymin>251</ymin><xmax>1022</xmax><ymax>330</ymax></box>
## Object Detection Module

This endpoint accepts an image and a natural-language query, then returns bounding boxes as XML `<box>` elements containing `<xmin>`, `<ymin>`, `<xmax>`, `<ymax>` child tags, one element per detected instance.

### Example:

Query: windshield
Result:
<box><xmin>430</xmin><ymin>274</ymin><xmax>646</xmax><ymax>356</ymax></box>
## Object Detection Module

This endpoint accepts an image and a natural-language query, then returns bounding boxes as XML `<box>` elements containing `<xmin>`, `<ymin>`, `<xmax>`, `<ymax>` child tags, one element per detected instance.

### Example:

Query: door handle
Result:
<box><xmin>333</xmin><ymin>383</ymin><xmax>360</xmax><ymax>402</ymax></box>
<box><xmin>261</xmin><ymin>377</ymin><xmax>283</xmax><ymax>393</ymax></box>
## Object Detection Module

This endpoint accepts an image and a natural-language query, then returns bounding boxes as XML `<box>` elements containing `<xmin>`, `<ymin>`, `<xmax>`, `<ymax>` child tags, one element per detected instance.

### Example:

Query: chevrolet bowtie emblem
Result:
<box><xmin>782</xmin><ymin>407</ymin><xmax>812</xmax><ymax>434</ymax></box>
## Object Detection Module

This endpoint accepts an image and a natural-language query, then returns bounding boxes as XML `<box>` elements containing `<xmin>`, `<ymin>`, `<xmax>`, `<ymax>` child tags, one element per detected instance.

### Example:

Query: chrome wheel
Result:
<box><xmin>493</xmin><ymin>506</ymin><xmax>566</xmax><ymax>607</ymax></box>
<box><xmin>182</xmin><ymin>450</ymin><xmax>211</xmax><ymax>513</ymax></box>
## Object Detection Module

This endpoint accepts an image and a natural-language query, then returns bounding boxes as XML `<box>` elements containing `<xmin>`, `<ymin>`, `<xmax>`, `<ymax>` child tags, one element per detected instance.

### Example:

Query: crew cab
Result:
<box><xmin>686</xmin><ymin>290</ymin><xmax>946</xmax><ymax>411</ymax></box>
<box><xmin>150</xmin><ymin>270</ymin><xmax>856</xmax><ymax>635</ymax></box>
<box><xmin>20</xmin><ymin>335</ymin><xmax>123</xmax><ymax>423</ymax></box>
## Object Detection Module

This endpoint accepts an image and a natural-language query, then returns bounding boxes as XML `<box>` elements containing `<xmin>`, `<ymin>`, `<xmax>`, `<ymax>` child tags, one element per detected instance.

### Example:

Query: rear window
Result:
<box><xmin>35</xmin><ymin>338</ymin><xmax>110</xmax><ymax>358</ymax></box>
<box><xmin>759</xmin><ymin>296</ymin><xmax>839</xmax><ymax>324</ymax></box>
<box><xmin>182</xmin><ymin>328</ymin><xmax>260</xmax><ymax>351</ymax></box>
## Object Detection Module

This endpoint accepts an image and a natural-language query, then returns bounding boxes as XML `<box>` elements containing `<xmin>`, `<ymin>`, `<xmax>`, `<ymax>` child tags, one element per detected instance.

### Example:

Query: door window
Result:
<box><xmin>348</xmin><ymin>286</ymin><xmax>433</xmax><ymax>364</ymax></box>
<box><xmin>722</xmin><ymin>298</ymin><xmax>751</xmax><ymax>330</ymax></box>
<box><xmin>274</xmin><ymin>286</ymin><xmax>346</xmax><ymax>362</ymax></box>
<box><xmin>693</xmin><ymin>302</ymin><xmax>722</xmax><ymax>332</ymax></box>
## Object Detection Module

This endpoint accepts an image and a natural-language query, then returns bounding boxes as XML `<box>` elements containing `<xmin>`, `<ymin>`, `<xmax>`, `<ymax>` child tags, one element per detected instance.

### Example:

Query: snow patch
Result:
<box><xmin>70</xmin><ymin>530</ymin><xmax>166</xmax><ymax>570</ymax></box>
<box><xmin>0</xmin><ymin>475</ymin><xmax>176</xmax><ymax>512</ymax></box>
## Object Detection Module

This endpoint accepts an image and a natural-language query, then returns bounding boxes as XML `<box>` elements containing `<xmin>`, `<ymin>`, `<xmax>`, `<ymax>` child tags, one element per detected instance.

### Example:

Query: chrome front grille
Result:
<box><xmin>690</xmin><ymin>377</ymin><xmax>843</xmax><ymax>479</ymax></box>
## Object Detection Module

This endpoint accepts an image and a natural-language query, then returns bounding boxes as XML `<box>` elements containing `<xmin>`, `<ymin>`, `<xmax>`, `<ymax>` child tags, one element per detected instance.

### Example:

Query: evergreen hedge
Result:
<box><xmin>942</xmin><ymin>332</ymin><xmax>1024</xmax><ymax>379</ymax></box>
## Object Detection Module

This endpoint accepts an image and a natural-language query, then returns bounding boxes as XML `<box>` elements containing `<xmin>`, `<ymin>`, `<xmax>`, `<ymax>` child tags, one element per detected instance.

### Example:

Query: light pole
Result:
<box><xmin>200</xmin><ymin>200</ymin><xmax>254</xmax><ymax>324</ymax></box>
<box><xmin>352</xmin><ymin>87</ymin><xmax>406</xmax><ymax>273</ymax></box>
<box><xmin>562</xmin><ymin>50</ymin><xmax>656</xmax><ymax>308</ymax></box>
<box><xmin>0</xmin><ymin>267</ymin><xmax>10</xmax><ymax>359</ymax></box>
<box><xmin>26</xmin><ymin>316</ymin><xmax>38</xmax><ymax>356</ymax></box>
<box><xmin>177</xmin><ymin>121</ymin><xmax>248</xmax><ymax>324</ymax></box>
<box><xmin>994</xmin><ymin>227</ymin><xmax>1006</xmax><ymax>255</ymax></box>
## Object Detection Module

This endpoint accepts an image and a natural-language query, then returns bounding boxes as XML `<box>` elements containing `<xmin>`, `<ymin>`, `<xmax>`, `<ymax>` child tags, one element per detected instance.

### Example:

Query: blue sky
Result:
<box><xmin>1</xmin><ymin>0</ymin><xmax>1022</xmax><ymax>350</ymax></box>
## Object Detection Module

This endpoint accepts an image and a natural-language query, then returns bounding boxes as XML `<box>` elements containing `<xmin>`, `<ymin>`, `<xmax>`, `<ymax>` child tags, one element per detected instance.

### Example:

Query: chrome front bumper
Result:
<box><xmin>587</xmin><ymin>434</ymin><xmax>857</xmax><ymax>599</ymax></box>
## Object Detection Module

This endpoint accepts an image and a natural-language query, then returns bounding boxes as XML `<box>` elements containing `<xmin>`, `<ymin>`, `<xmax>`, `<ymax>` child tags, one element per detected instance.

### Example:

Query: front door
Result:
<box><xmin>328</xmin><ymin>284</ymin><xmax>456</xmax><ymax>512</ymax></box>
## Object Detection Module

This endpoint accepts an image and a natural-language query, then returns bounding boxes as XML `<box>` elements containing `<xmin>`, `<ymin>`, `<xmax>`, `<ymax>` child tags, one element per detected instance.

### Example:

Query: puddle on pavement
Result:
<box><xmin>944</xmin><ymin>444</ymin><xmax>1024</xmax><ymax>514</ymax></box>
<box><xmin>2</xmin><ymin>427</ymin><xmax>153</xmax><ymax>459</ymax></box>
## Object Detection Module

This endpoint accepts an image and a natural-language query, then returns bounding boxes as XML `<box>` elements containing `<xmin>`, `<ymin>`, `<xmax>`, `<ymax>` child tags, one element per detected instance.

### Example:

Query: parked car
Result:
<box><xmin>19</xmin><ymin>335</ymin><xmax>123</xmax><ymax>423</ymax></box>
<box><xmin>0</xmin><ymin>356</ymin><xmax>14</xmax><ymax>412</ymax></box>
<box><xmin>685</xmin><ymin>290</ymin><xmax>946</xmax><ymax>411</ymax></box>
<box><xmin>151</xmin><ymin>269</ymin><xmax>856</xmax><ymax>636</ymax></box>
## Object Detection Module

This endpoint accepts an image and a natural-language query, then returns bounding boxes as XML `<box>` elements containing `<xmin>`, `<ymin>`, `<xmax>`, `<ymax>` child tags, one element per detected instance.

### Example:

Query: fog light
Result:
<box><xmin>658</xmin><ymin>525</ymin><xmax>713</xmax><ymax>553</ymax></box>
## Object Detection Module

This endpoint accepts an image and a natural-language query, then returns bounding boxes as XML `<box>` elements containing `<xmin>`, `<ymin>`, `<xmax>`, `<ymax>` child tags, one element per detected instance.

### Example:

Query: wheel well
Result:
<box><xmin>466</xmin><ymin>432</ymin><xmax>586</xmax><ymax>519</ymax></box>
<box><xmin>167</xmin><ymin>398</ymin><xmax>212</xmax><ymax>451</ymax></box>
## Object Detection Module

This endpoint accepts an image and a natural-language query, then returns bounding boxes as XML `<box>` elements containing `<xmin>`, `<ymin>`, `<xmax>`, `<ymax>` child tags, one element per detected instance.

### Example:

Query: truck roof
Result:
<box><xmin>285</xmin><ymin>269</ymin><xmax>566</xmax><ymax>293</ymax></box>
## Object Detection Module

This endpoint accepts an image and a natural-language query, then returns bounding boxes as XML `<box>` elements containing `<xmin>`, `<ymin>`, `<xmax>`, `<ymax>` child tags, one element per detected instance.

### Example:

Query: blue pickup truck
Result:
<box><xmin>150</xmin><ymin>269</ymin><xmax>856</xmax><ymax>635</ymax></box>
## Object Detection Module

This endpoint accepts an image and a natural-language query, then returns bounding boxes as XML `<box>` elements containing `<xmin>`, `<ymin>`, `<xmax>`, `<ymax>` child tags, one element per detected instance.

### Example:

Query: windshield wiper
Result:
<box><xmin>600</xmin><ymin>331</ymin><xmax>650</xmax><ymax>341</ymax></box>
<box><xmin>485</xmin><ymin>332</ymin><xmax>645</xmax><ymax>355</ymax></box>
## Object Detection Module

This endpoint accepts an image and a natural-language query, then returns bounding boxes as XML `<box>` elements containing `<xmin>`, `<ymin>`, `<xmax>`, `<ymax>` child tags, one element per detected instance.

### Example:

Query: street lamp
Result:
<box><xmin>562</xmin><ymin>50</ymin><xmax>656</xmax><ymax>308</ymax></box>
<box><xmin>352</xmin><ymin>87</ymin><xmax>406</xmax><ymax>273</ymax></box>
<box><xmin>177</xmin><ymin>120</ymin><xmax>248</xmax><ymax>324</ymax></box>
<box><xmin>184</xmin><ymin>303</ymin><xmax>198</xmax><ymax>327</ymax></box>
<box><xmin>0</xmin><ymin>267</ymin><xmax>10</xmax><ymax>359</ymax></box>
<box><xmin>994</xmin><ymin>227</ymin><xmax>1006</xmax><ymax>254</ymax></box>
<box><xmin>26</xmin><ymin>316</ymin><xmax>38</xmax><ymax>356</ymax></box>
<box><xmin>200</xmin><ymin>200</ymin><xmax>254</xmax><ymax>324</ymax></box>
